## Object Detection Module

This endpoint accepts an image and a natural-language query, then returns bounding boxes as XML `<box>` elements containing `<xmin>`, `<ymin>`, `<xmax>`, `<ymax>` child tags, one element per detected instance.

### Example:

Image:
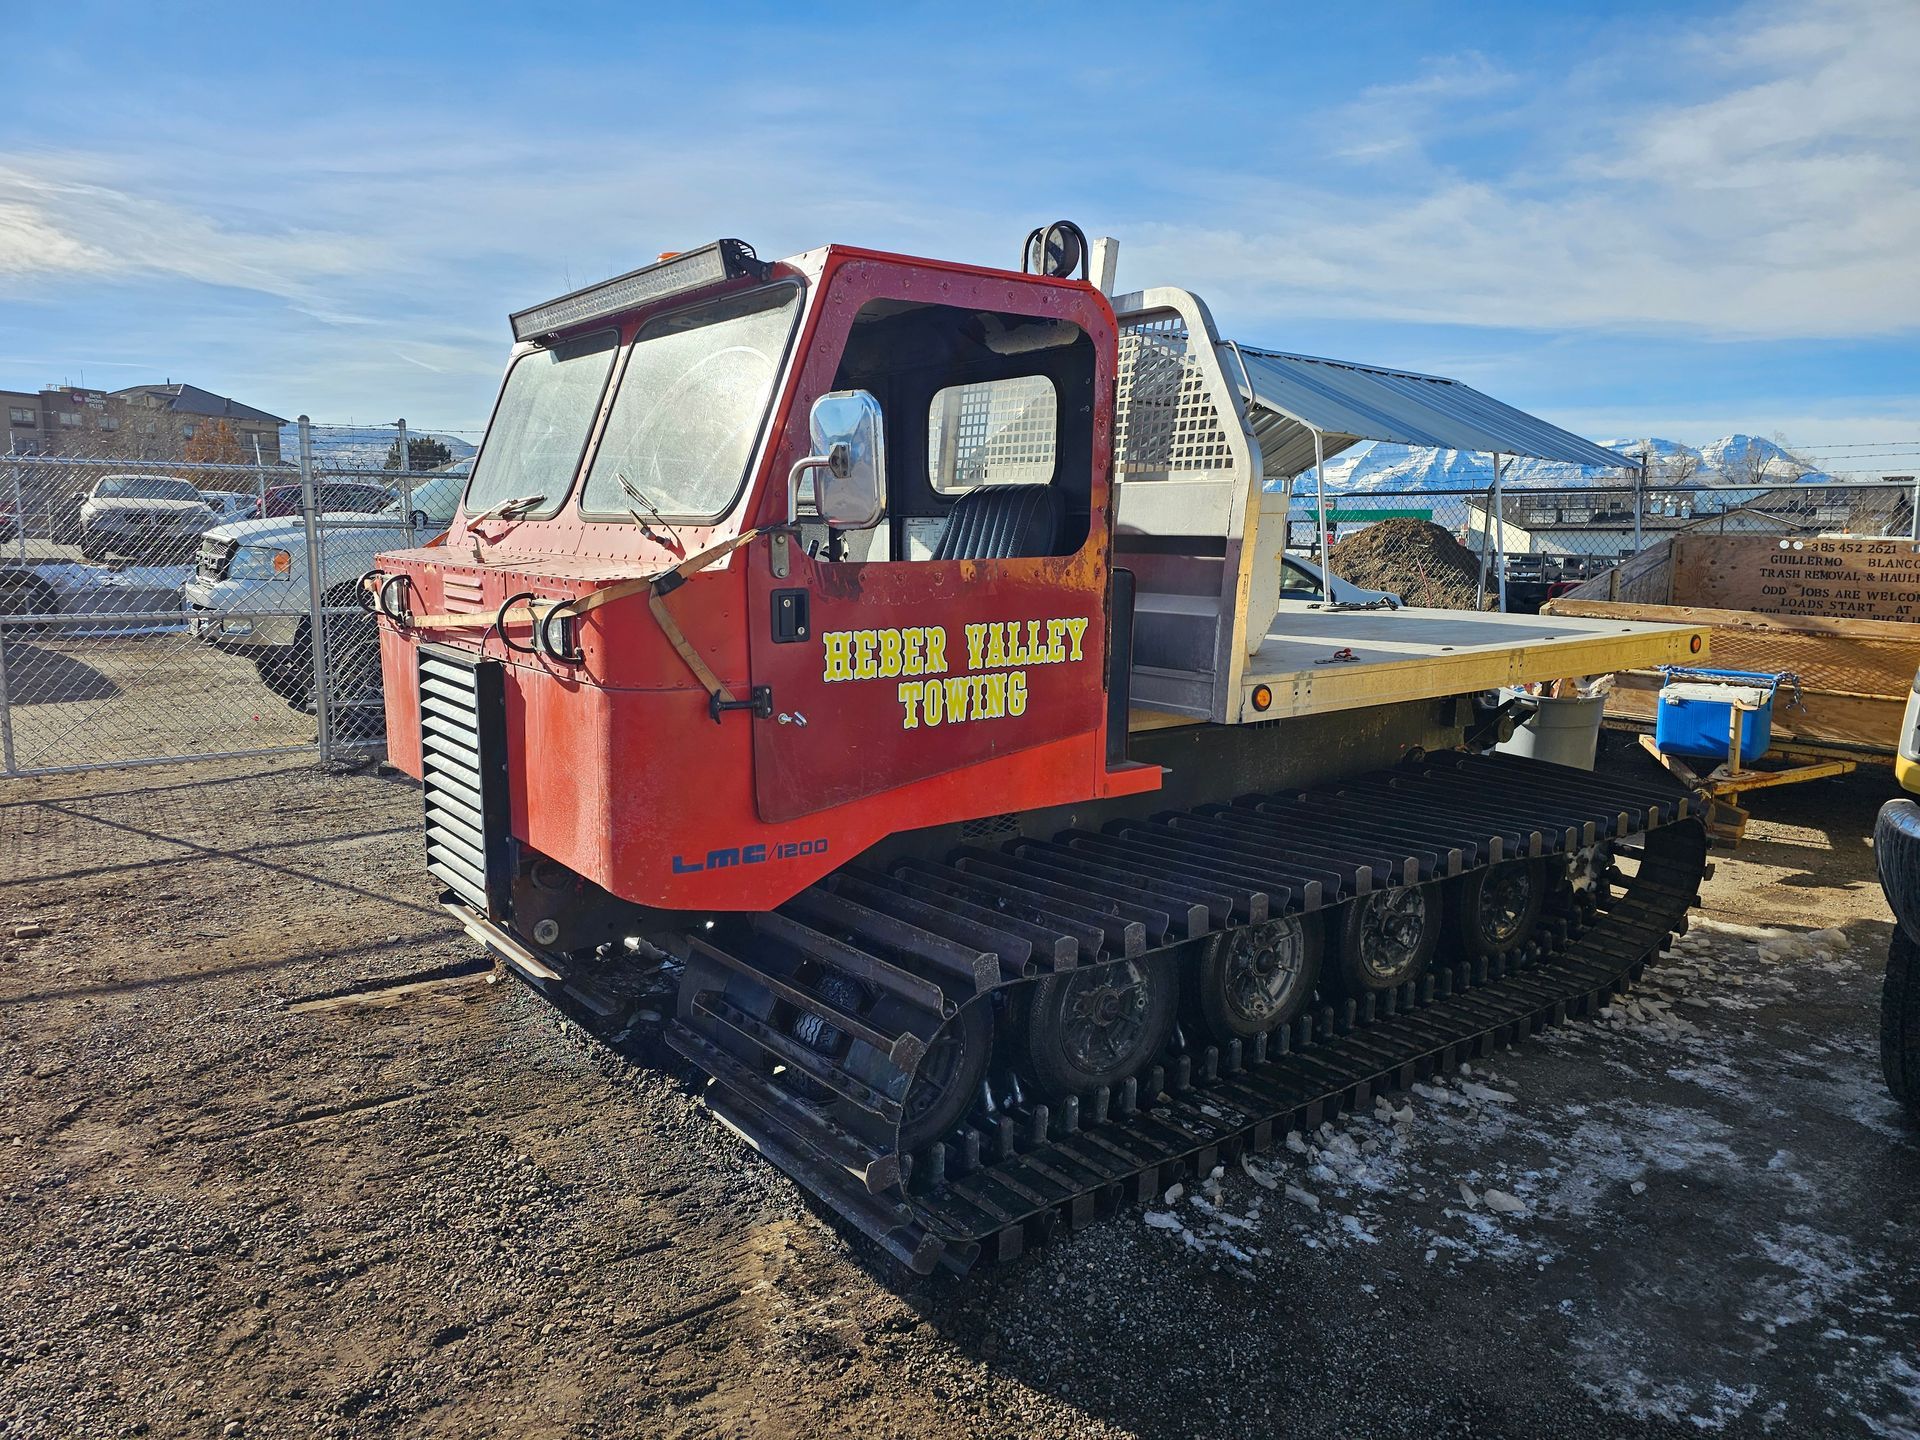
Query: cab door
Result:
<box><xmin>746</xmin><ymin>536</ymin><xmax>1107</xmax><ymax>824</ymax></box>
<box><xmin>746</xmin><ymin>328</ymin><xmax>1111</xmax><ymax>825</ymax></box>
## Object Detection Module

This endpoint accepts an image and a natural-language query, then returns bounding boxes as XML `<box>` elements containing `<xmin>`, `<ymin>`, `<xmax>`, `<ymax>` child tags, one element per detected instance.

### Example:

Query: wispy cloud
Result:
<box><xmin>1145</xmin><ymin>0</ymin><xmax>1920</xmax><ymax>340</ymax></box>
<box><xmin>0</xmin><ymin>163</ymin><xmax>367</xmax><ymax>303</ymax></box>
<box><xmin>1327</xmin><ymin>52</ymin><xmax>1516</xmax><ymax>162</ymax></box>
<box><xmin>0</xmin><ymin>0</ymin><xmax>1912</xmax><ymax>433</ymax></box>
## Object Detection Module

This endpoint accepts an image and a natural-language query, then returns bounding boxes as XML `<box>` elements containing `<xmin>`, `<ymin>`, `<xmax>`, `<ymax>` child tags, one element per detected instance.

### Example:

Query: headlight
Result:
<box><xmin>228</xmin><ymin>547</ymin><xmax>293</xmax><ymax>580</ymax></box>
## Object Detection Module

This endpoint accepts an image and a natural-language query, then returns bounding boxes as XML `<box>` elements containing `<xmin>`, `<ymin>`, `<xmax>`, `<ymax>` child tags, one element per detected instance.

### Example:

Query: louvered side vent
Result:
<box><xmin>442</xmin><ymin>573</ymin><xmax>487</xmax><ymax>613</ymax></box>
<box><xmin>418</xmin><ymin>646</ymin><xmax>508</xmax><ymax>915</ymax></box>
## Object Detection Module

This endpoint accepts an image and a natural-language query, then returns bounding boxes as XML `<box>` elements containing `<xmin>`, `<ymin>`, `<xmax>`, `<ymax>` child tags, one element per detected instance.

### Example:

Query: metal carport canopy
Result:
<box><xmin>1226</xmin><ymin>344</ymin><xmax>1636</xmax><ymax>480</ymax></box>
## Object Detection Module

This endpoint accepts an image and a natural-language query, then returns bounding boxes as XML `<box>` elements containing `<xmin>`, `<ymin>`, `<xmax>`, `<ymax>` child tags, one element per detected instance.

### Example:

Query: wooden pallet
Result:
<box><xmin>1636</xmin><ymin>732</ymin><xmax>1856</xmax><ymax>844</ymax></box>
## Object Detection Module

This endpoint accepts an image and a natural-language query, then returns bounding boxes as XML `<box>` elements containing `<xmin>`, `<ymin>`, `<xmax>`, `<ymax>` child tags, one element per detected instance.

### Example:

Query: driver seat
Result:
<box><xmin>931</xmin><ymin>484</ymin><xmax>1066</xmax><ymax>562</ymax></box>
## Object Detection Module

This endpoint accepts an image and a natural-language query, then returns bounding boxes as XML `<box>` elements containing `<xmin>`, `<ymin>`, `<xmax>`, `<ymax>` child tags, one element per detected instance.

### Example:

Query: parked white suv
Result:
<box><xmin>183</xmin><ymin>471</ymin><xmax>464</xmax><ymax>710</ymax></box>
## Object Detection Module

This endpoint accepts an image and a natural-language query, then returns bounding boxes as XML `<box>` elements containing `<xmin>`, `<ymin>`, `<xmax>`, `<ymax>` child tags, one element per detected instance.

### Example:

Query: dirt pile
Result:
<box><xmin>1328</xmin><ymin>518</ymin><xmax>1488</xmax><ymax>609</ymax></box>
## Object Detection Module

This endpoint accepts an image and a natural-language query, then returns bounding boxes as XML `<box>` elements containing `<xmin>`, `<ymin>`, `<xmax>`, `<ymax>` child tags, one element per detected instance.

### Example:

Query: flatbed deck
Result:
<box><xmin>1132</xmin><ymin>604</ymin><xmax>1708</xmax><ymax>728</ymax></box>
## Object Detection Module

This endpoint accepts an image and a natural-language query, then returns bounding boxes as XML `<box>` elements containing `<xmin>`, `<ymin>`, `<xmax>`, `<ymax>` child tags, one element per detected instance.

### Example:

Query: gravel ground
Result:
<box><xmin>1</xmin><ymin>630</ymin><xmax>317</xmax><ymax>772</ymax></box>
<box><xmin>1</xmin><ymin>752</ymin><xmax>1915</xmax><ymax>1439</ymax></box>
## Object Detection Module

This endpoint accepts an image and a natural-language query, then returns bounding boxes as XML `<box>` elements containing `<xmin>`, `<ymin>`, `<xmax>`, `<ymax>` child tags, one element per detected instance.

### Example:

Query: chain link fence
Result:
<box><xmin>1282</xmin><ymin>476</ymin><xmax>1920</xmax><ymax>611</ymax></box>
<box><xmin>0</xmin><ymin>419</ymin><xmax>470</xmax><ymax>777</ymax></box>
<box><xmin>1</xmin><ymin>421</ymin><xmax>1913</xmax><ymax>778</ymax></box>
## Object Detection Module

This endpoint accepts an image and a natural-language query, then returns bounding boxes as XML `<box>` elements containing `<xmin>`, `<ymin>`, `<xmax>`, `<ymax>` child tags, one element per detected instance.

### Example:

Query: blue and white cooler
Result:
<box><xmin>1654</xmin><ymin>666</ymin><xmax>1784</xmax><ymax>765</ymax></box>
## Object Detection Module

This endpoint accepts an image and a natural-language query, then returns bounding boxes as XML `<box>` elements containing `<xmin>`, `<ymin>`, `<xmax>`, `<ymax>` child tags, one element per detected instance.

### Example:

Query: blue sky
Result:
<box><xmin>1</xmin><ymin>0</ymin><xmax>1915</xmax><ymax>469</ymax></box>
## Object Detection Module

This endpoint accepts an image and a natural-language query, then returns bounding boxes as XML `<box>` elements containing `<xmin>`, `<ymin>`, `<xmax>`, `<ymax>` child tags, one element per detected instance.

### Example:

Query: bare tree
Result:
<box><xmin>1769</xmin><ymin>431</ymin><xmax>1809</xmax><ymax>484</ymax></box>
<box><xmin>1723</xmin><ymin>438</ymin><xmax>1802</xmax><ymax>490</ymax></box>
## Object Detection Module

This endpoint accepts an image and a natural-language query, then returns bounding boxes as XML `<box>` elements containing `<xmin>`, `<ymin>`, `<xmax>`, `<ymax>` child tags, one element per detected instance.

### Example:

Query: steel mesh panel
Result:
<box><xmin>928</xmin><ymin>377</ymin><xmax>1057</xmax><ymax>491</ymax></box>
<box><xmin>1114</xmin><ymin>317</ymin><xmax>1234</xmax><ymax>479</ymax></box>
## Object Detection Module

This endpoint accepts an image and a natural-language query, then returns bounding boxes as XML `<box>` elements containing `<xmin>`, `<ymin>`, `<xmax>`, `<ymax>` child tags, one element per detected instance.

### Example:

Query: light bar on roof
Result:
<box><xmin>509</xmin><ymin>239</ymin><xmax>767</xmax><ymax>342</ymax></box>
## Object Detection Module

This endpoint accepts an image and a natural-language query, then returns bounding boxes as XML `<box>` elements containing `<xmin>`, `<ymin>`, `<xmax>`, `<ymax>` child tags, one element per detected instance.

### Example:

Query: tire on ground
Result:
<box><xmin>271</xmin><ymin>587</ymin><xmax>382</xmax><ymax>716</ymax></box>
<box><xmin>253</xmin><ymin>648</ymin><xmax>309</xmax><ymax>707</ymax></box>
<box><xmin>0</xmin><ymin>569</ymin><xmax>60</xmax><ymax>636</ymax></box>
<box><xmin>1885</xmin><ymin>925</ymin><xmax>1920</xmax><ymax>1121</ymax></box>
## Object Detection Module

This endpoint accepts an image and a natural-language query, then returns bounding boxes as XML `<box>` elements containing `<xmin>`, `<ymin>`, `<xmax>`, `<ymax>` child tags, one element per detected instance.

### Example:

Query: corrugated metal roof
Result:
<box><xmin>1228</xmin><ymin>344</ymin><xmax>1634</xmax><ymax>480</ymax></box>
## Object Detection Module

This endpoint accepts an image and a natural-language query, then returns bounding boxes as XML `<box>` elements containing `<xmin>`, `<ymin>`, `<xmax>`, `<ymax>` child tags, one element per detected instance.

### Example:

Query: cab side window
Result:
<box><xmin>805</xmin><ymin>301</ymin><xmax>1093</xmax><ymax>564</ymax></box>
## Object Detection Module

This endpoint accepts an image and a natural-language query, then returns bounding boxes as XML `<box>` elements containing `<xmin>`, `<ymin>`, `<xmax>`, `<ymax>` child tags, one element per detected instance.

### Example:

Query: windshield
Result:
<box><xmin>265</xmin><ymin>483</ymin><xmax>391</xmax><ymax>514</ymax></box>
<box><xmin>384</xmin><ymin>473</ymin><xmax>464</xmax><ymax>524</ymax></box>
<box><xmin>464</xmin><ymin>329</ymin><xmax>618</xmax><ymax>517</ymax></box>
<box><xmin>97</xmin><ymin>476</ymin><xmax>201</xmax><ymax>502</ymax></box>
<box><xmin>581</xmin><ymin>285</ymin><xmax>801</xmax><ymax>522</ymax></box>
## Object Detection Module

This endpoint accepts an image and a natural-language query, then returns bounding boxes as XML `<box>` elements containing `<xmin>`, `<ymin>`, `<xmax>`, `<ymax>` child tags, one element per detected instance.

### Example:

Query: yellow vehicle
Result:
<box><xmin>1896</xmin><ymin>664</ymin><xmax>1920</xmax><ymax>795</ymax></box>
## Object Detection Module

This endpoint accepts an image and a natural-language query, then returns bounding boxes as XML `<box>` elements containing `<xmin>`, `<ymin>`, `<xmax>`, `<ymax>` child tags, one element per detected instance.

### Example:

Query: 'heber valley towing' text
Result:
<box><xmin>819</xmin><ymin>618</ymin><xmax>1091</xmax><ymax>728</ymax></box>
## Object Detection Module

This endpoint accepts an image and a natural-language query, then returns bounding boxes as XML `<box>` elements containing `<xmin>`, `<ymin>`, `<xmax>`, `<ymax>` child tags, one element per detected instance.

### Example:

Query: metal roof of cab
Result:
<box><xmin>1227</xmin><ymin>344</ymin><xmax>1635</xmax><ymax>480</ymax></box>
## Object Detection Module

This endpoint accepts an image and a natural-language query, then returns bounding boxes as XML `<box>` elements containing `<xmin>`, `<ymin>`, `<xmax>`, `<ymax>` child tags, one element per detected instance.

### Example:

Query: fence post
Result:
<box><xmin>0</xmin><ymin>614</ymin><xmax>15</xmax><ymax>777</ymax></box>
<box><xmin>1490</xmin><ymin>453</ymin><xmax>1508</xmax><ymax>612</ymax></box>
<box><xmin>7</xmin><ymin>436</ymin><xmax>24</xmax><ymax>565</ymax></box>
<box><xmin>395</xmin><ymin>418</ymin><xmax>415</xmax><ymax>528</ymax></box>
<box><xmin>1311</xmin><ymin>426</ymin><xmax>1332</xmax><ymax>600</ymax></box>
<box><xmin>1634</xmin><ymin>451</ymin><xmax>1646</xmax><ymax>554</ymax></box>
<box><xmin>297</xmin><ymin>417</ymin><xmax>334</xmax><ymax>764</ymax></box>
<box><xmin>1910</xmin><ymin>475</ymin><xmax>1918</xmax><ymax>542</ymax></box>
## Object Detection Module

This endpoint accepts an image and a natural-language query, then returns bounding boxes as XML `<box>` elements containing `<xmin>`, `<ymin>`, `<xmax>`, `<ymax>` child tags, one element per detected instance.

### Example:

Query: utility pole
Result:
<box><xmin>395</xmin><ymin>419</ymin><xmax>415</xmax><ymax>527</ymax></box>
<box><xmin>1635</xmin><ymin>446</ymin><xmax>1649</xmax><ymax>554</ymax></box>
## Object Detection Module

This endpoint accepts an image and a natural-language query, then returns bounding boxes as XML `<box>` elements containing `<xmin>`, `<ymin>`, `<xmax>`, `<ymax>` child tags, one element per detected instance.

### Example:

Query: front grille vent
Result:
<box><xmin>960</xmin><ymin>813</ymin><xmax>1020</xmax><ymax>840</ymax></box>
<box><xmin>419</xmin><ymin>647</ymin><xmax>507</xmax><ymax>914</ymax></box>
<box><xmin>442</xmin><ymin>572</ymin><xmax>486</xmax><ymax>612</ymax></box>
<box><xmin>197</xmin><ymin>536</ymin><xmax>237</xmax><ymax>581</ymax></box>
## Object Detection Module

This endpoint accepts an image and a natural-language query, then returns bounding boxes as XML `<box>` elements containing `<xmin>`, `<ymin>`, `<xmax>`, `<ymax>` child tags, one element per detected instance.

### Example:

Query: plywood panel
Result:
<box><xmin>1548</xmin><ymin>594</ymin><xmax>1920</xmax><ymax>754</ymax></box>
<box><xmin>1670</xmin><ymin>535</ymin><xmax>1920</xmax><ymax>621</ymax></box>
<box><xmin>1239</xmin><ymin>605</ymin><xmax>1706</xmax><ymax>723</ymax></box>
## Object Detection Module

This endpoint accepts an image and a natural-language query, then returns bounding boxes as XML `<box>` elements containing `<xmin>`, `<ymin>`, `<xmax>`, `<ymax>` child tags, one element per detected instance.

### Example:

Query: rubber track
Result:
<box><xmin>663</xmin><ymin>751</ymin><xmax>1709</xmax><ymax>1274</ymax></box>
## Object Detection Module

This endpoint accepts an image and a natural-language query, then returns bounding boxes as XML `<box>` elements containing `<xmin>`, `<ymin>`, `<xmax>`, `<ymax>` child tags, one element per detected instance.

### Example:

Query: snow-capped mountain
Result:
<box><xmin>278</xmin><ymin>424</ymin><xmax>478</xmax><ymax>474</ymax></box>
<box><xmin>1291</xmin><ymin>434</ymin><xmax>1832</xmax><ymax>494</ymax></box>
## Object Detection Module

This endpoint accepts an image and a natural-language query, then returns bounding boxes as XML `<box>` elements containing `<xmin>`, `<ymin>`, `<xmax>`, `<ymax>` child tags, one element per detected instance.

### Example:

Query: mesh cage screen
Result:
<box><xmin>927</xmin><ymin>376</ymin><xmax>1057</xmax><ymax>491</ymax></box>
<box><xmin>1114</xmin><ymin>315</ymin><xmax>1234</xmax><ymax>480</ymax></box>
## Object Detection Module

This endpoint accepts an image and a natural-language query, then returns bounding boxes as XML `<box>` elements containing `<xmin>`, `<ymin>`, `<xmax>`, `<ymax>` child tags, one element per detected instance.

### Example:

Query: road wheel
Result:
<box><xmin>1192</xmin><ymin>916</ymin><xmax>1321</xmax><ymax>1045</ymax></box>
<box><xmin>899</xmin><ymin>999</ymin><xmax>991</xmax><ymax>1150</ymax></box>
<box><xmin>1022</xmin><ymin>952</ymin><xmax>1178</xmax><ymax>1101</ymax></box>
<box><xmin>1330</xmin><ymin>884</ymin><xmax>1439</xmax><ymax>997</ymax></box>
<box><xmin>1451</xmin><ymin>858</ymin><xmax>1546</xmax><ymax>957</ymax></box>
<box><xmin>1885</xmin><ymin>926</ymin><xmax>1920</xmax><ymax>1122</ymax></box>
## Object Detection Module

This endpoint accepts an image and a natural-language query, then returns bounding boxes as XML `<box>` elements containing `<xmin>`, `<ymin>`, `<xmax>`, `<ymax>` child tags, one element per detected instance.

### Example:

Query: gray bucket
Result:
<box><xmin>1496</xmin><ymin>692</ymin><xmax>1606</xmax><ymax>771</ymax></box>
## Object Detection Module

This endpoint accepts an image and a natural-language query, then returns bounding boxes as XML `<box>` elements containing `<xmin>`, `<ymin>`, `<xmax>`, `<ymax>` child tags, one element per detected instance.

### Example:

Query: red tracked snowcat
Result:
<box><xmin>368</xmin><ymin>224</ymin><xmax>1713</xmax><ymax>1273</ymax></box>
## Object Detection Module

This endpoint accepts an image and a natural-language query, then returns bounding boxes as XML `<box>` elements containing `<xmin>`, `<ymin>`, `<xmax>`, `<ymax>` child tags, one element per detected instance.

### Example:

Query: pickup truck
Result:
<box><xmin>183</xmin><ymin>470</ymin><xmax>463</xmax><ymax>712</ymax></box>
<box><xmin>80</xmin><ymin>474</ymin><xmax>216</xmax><ymax>562</ymax></box>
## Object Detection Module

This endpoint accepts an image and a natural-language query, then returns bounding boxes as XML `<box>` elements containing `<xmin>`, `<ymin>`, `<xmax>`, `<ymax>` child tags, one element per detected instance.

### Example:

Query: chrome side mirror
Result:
<box><xmin>787</xmin><ymin>390</ymin><xmax>884</xmax><ymax>530</ymax></box>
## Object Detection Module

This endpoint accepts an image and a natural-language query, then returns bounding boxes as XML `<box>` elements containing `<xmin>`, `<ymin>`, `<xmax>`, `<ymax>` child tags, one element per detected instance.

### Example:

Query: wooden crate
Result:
<box><xmin>1543</xmin><ymin>535</ymin><xmax>1920</xmax><ymax>757</ymax></box>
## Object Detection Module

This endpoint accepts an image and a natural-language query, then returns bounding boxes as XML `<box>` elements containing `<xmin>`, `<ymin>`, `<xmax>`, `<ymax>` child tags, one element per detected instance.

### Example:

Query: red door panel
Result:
<box><xmin>747</xmin><ymin>542</ymin><xmax>1106</xmax><ymax>823</ymax></box>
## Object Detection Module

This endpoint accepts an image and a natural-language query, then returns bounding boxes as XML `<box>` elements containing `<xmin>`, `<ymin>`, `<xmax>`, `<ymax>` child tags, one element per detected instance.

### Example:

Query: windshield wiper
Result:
<box><xmin>613</xmin><ymin>472</ymin><xmax>683</xmax><ymax>554</ymax></box>
<box><xmin>466</xmin><ymin>492</ymin><xmax>546</xmax><ymax>525</ymax></box>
